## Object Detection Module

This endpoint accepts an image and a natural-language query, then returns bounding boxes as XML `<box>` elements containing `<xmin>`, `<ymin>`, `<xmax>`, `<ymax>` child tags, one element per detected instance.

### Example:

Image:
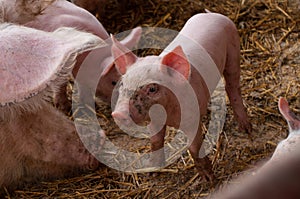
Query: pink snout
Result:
<box><xmin>113</xmin><ymin>109</ymin><xmax>149</xmax><ymax>126</ymax></box>
<box><xmin>112</xmin><ymin>110</ymin><xmax>131</xmax><ymax>126</ymax></box>
<box><xmin>112</xmin><ymin>102</ymin><xmax>147</xmax><ymax>126</ymax></box>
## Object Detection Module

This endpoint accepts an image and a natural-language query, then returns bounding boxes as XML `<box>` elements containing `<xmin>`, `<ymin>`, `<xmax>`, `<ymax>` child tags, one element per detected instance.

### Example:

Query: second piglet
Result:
<box><xmin>110</xmin><ymin>12</ymin><xmax>252</xmax><ymax>182</ymax></box>
<box><xmin>2</xmin><ymin>0</ymin><xmax>142</xmax><ymax>110</ymax></box>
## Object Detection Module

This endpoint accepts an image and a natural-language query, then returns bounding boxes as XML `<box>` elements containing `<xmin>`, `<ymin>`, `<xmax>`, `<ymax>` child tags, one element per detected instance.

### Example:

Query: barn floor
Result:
<box><xmin>3</xmin><ymin>0</ymin><xmax>300</xmax><ymax>198</ymax></box>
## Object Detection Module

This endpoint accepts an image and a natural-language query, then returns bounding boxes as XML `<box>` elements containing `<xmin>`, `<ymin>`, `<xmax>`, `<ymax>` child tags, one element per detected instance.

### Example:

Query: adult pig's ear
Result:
<box><xmin>111</xmin><ymin>34</ymin><xmax>137</xmax><ymax>75</ymax></box>
<box><xmin>161</xmin><ymin>45</ymin><xmax>191</xmax><ymax>79</ymax></box>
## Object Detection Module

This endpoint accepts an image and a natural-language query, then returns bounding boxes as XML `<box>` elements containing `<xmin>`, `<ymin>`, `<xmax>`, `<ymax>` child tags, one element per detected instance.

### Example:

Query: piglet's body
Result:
<box><xmin>0</xmin><ymin>23</ymin><xmax>104</xmax><ymax>190</ymax></box>
<box><xmin>209</xmin><ymin>98</ymin><xmax>300</xmax><ymax>199</ymax></box>
<box><xmin>111</xmin><ymin>13</ymin><xmax>251</xmax><ymax>181</ymax></box>
<box><xmin>1</xmin><ymin>0</ymin><xmax>142</xmax><ymax>109</ymax></box>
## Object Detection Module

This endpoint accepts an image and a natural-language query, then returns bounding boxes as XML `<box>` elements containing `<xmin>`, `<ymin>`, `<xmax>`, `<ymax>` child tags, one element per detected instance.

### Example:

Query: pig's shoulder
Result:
<box><xmin>188</xmin><ymin>12</ymin><xmax>235</xmax><ymax>28</ymax></box>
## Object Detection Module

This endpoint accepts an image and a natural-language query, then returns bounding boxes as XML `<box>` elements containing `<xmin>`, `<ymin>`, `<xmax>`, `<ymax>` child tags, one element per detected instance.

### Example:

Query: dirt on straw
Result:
<box><xmin>3</xmin><ymin>0</ymin><xmax>300</xmax><ymax>198</ymax></box>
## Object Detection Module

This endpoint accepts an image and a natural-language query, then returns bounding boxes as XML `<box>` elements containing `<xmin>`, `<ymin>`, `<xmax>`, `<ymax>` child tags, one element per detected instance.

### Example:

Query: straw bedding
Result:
<box><xmin>2</xmin><ymin>0</ymin><xmax>300</xmax><ymax>198</ymax></box>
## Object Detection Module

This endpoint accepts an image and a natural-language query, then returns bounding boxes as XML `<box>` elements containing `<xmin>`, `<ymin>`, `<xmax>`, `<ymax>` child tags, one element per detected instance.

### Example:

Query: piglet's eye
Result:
<box><xmin>149</xmin><ymin>87</ymin><xmax>156</xmax><ymax>92</ymax></box>
<box><xmin>112</xmin><ymin>81</ymin><xmax>117</xmax><ymax>86</ymax></box>
<box><xmin>148</xmin><ymin>84</ymin><xmax>158</xmax><ymax>93</ymax></box>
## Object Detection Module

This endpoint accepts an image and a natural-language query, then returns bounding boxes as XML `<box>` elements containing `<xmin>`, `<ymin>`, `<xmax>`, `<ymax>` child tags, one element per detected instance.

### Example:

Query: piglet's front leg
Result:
<box><xmin>188</xmin><ymin>125</ymin><xmax>215</xmax><ymax>183</ymax></box>
<box><xmin>149</xmin><ymin>125</ymin><xmax>167</xmax><ymax>168</ymax></box>
<box><xmin>194</xmin><ymin>156</ymin><xmax>215</xmax><ymax>183</ymax></box>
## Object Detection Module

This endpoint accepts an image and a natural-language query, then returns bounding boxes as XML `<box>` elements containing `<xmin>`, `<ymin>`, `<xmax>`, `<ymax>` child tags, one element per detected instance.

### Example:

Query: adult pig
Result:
<box><xmin>110</xmin><ymin>12</ymin><xmax>252</xmax><ymax>182</ymax></box>
<box><xmin>209</xmin><ymin>97</ymin><xmax>300</xmax><ymax>199</ymax></box>
<box><xmin>0</xmin><ymin>23</ymin><xmax>105</xmax><ymax>190</ymax></box>
<box><xmin>1</xmin><ymin>0</ymin><xmax>142</xmax><ymax>109</ymax></box>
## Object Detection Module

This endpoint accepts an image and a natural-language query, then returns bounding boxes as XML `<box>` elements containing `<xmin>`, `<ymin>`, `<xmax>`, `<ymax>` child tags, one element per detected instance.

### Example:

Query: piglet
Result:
<box><xmin>209</xmin><ymin>97</ymin><xmax>300</xmax><ymax>199</ymax></box>
<box><xmin>1</xmin><ymin>0</ymin><xmax>142</xmax><ymax>110</ymax></box>
<box><xmin>0</xmin><ymin>23</ymin><xmax>105</xmax><ymax>190</ymax></box>
<box><xmin>110</xmin><ymin>12</ymin><xmax>252</xmax><ymax>182</ymax></box>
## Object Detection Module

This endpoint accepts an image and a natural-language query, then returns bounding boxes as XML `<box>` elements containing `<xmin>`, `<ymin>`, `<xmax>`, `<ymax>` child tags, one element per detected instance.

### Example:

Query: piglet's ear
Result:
<box><xmin>111</xmin><ymin>34</ymin><xmax>137</xmax><ymax>75</ymax></box>
<box><xmin>100</xmin><ymin>57</ymin><xmax>114</xmax><ymax>76</ymax></box>
<box><xmin>278</xmin><ymin>97</ymin><xmax>300</xmax><ymax>131</ymax></box>
<box><xmin>161</xmin><ymin>45</ymin><xmax>190</xmax><ymax>79</ymax></box>
<box><xmin>278</xmin><ymin>97</ymin><xmax>290</xmax><ymax>120</ymax></box>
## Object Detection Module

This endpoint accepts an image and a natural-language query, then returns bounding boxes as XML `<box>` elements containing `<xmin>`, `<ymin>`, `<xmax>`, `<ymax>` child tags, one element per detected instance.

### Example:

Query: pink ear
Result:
<box><xmin>111</xmin><ymin>34</ymin><xmax>137</xmax><ymax>75</ymax></box>
<box><xmin>100</xmin><ymin>57</ymin><xmax>114</xmax><ymax>76</ymax></box>
<box><xmin>278</xmin><ymin>97</ymin><xmax>300</xmax><ymax>131</ymax></box>
<box><xmin>161</xmin><ymin>45</ymin><xmax>190</xmax><ymax>79</ymax></box>
<box><xmin>278</xmin><ymin>97</ymin><xmax>290</xmax><ymax>120</ymax></box>
<box><xmin>102</xmin><ymin>62</ymin><xmax>114</xmax><ymax>76</ymax></box>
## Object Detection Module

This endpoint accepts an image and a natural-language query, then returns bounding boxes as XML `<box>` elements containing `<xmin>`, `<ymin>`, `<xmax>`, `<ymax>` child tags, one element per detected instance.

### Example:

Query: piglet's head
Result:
<box><xmin>96</xmin><ymin>27</ymin><xmax>142</xmax><ymax>104</ymax></box>
<box><xmin>94</xmin><ymin>34</ymin><xmax>138</xmax><ymax>105</ymax></box>
<box><xmin>110</xmin><ymin>35</ymin><xmax>190</xmax><ymax>127</ymax></box>
<box><xmin>110</xmin><ymin>34</ymin><xmax>190</xmax><ymax>78</ymax></box>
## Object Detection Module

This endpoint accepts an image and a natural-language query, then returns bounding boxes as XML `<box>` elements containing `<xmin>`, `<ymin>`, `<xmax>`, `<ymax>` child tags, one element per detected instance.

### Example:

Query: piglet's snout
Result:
<box><xmin>112</xmin><ymin>111</ymin><xmax>127</xmax><ymax>120</ymax></box>
<box><xmin>112</xmin><ymin>103</ymin><xmax>132</xmax><ymax>126</ymax></box>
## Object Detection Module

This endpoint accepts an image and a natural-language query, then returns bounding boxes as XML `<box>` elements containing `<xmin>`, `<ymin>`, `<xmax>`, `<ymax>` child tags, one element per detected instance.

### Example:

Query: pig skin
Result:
<box><xmin>0</xmin><ymin>101</ymin><xmax>100</xmax><ymax>190</ymax></box>
<box><xmin>0</xmin><ymin>23</ymin><xmax>105</xmax><ymax>190</ymax></box>
<box><xmin>111</xmin><ymin>12</ymin><xmax>252</xmax><ymax>182</ymax></box>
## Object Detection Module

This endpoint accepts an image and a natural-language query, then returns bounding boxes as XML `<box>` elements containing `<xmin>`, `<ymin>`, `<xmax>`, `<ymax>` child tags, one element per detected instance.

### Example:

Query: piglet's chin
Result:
<box><xmin>130</xmin><ymin>113</ymin><xmax>149</xmax><ymax>126</ymax></box>
<box><xmin>132</xmin><ymin>118</ymin><xmax>150</xmax><ymax>126</ymax></box>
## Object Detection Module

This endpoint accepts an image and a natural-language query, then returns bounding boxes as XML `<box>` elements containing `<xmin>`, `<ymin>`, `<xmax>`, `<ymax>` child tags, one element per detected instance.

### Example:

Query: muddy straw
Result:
<box><xmin>5</xmin><ymin>0</ymin><xmax>300</xmax><ymax>198</ymax></box>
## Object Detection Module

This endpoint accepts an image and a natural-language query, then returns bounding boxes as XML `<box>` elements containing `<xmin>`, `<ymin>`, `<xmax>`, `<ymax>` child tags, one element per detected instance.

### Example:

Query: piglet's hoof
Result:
<box><xmin>239</xmin><ymin>120</ymin><xmax>252</xmax><ymax>135</ymax></box>
<box><xmin>238</xmin><ymin>120</ymin><xmax>253</xmax><ymax>141</ymax></box>
<box><xmin>198</xmin><ymin>168</ymin><xmax>216</xmax><ymax>185</ymax></box>
<box><xmin>195</xmin><ymin>157</ymin><xmax>216</xmax><ymax>185</ymax></box>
